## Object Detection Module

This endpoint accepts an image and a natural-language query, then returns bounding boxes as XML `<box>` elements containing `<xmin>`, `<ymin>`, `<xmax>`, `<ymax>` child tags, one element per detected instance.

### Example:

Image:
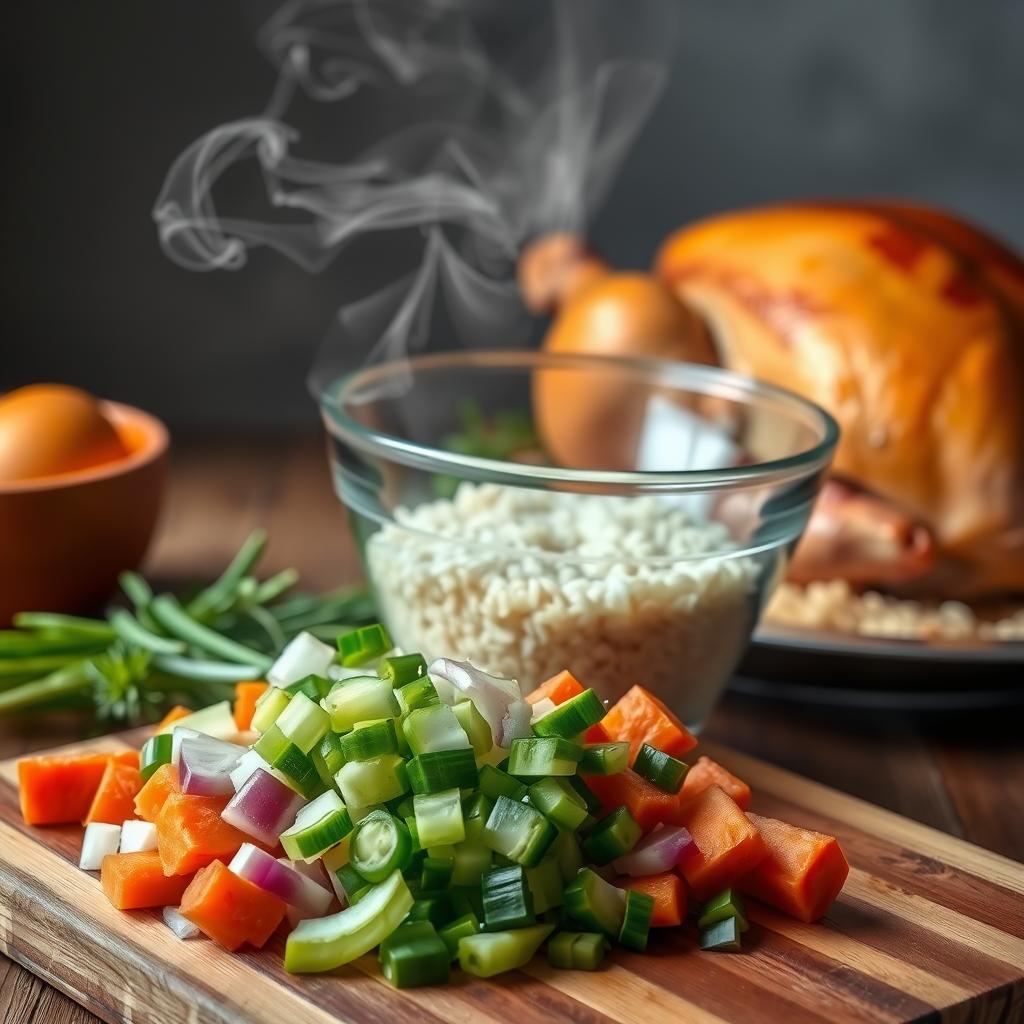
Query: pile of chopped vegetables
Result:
<box><xmin>18</xmin><ymin>624</ymin><xmax>850</xmax><ymax>984</ymax></box>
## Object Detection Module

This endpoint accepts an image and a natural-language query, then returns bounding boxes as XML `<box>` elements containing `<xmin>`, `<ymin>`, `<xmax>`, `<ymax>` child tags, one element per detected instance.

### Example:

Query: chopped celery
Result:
<box><xmin>438</xmin><ymin>912</ymin><xmax>479</xmax><ymax>959</ymax></box>
<box><xmin>452</xmin><ymin>699</ymin><xmax>493</xmax><ymax>756</ymax></box>
<box><xmin>340</xmin><ymin>719</ymin><xmax>399</xmax><ymax>761</ymax></box>
<box><xmin>337</xmin><ymin>623</ymin><xmax>392</xmax><ymax>667</ymax></box>
<box><xmin>310</xmin><ymin>732</ymin><xmax>346</xmax><ymax>790</ymax></box>
<box><xmin>280</xmin><ymin>790</ymin><xmax>353</xmax><ymax>860</ymax></box>
<box><xmin>276</xmin><ymin>691</ymin><xmax>330</xmax><ymax>753</ymax></box>
<box><xmin>508</xmin><ymin>737</ymin><xmax>582</xmax><ymax>777</ymax></box>
<box><xmin>139</xmin><ymin>734</ymin><xmax>172</xmax><ymax>782</ymax></box>
<box><xmin>577</xmin><ymin>742</ymin><xmax>630</xmax><ymax>776</ymax></box>
<box><xmin>322</xmin><ymin>676</ymin><xmax>400</xmax><ymax>733</ymax></box>
<box><xmin>531</xmin><ymin>689</ymin><xmax>605</xmax><ymax>739</ymax></box>
<box><xmin>451</xmin><ymin>841</ymin><xmax>492</xmax><ymax>886</ymax></box>
<box><xmin>253</xmin><ymin>726</ymin><xmax>323</xmax><ymax>798</ymax></box>
<box><xmin>582</xmin><ymin>807</ymin><xmax>641</xmax><ymax>865</ymax></box>
<box><xmin>458</xmin><ymin>924</ymin><xmax>553</xmax><ymax>978</ymax></box>
<box><xmin>482</xmin><ymin>865</ymin><xmax>535</xmax><ymax>930</ymax></box>
<box><xmin>697</xmin><ymin>889</ymin><xmax>750</xmax><ymax>933</ymax></box>
<box><xmin>564</xmin><ymin>773</ymin><xmax>602</xmax><ymax>814</ymax></box>
<box><xmin>407</xmin><ymin>748</ymin><xmax>478</xmax><ymax>794</ymax></box>
<box><xmin>632</xmin><ymin>743</ymin><xmax>689</xmax><ymax>794</ymax></box>
<box><xmin>407</xmin><ymin>894</ymin><xmax>454</xmax><ymax>929</ymax></box>
<box><xmin>335</xmin><ymin>862</ymin><xmax>369</xmax><ymax>902</ymax></box>
<box><xmin>525</xmin><ymin>854</ymin><xmax>565</xmax><ymax>914</ymax></box>
<box><xmin>618</xmin><ymin>889</ymin><xmax>655</xmax><ymax>952</ymax></box>
<box><xmin>349</xmin><ymin>810</ymin><xmax>412</xmax><ymax>882</ymax></box>
<box><xmin>414</xmin><ymin>789</ymin><xmax>466</xmax><ymax>848</ymax></box>
<box><xmin>563</xmin><ymin>868</ymin><xmax>626</xmax><ymax>938</ymax></box>
<box><xmin>335</xmin><ymin>754</ymin><xmax>409</xmax><ymax>808</ymax></box>
<box><xmin>403</xmin><ymin>705</ymin><xmax>471</xmax><ymax>755</ymax></box>
<box><xmin>548</xmin><ymin>931</ymin><xmax>608</xmax><ymax>971</ymax></box>
<box><xmin>421</xmin><ymin>856</ymin><xmax>454</xmax><ymax>890</ymax></box>
<box><xmin>461</xmin><ymin>792</ymin><xmax>493</xmax><ymax>842</ymax></box>
<box><xmin>528</xmin><ymin>778</ymin><xmax>589</xmax><ymax>831</ymax></box>
<box><xmin>481</xmin><ymin>795</ymin><xmax>557</xmax><ymax>868</ymax></box>
<box><xmin>478</xmin><ymin>764</ymin><xmax>528</xmax><ymax>803</ymax></box>
<box><xmin>379</xmin><ymin>921</ymin><xmax>450</xmax><ymax>988</ymax></box>
<box><xmin>379</xmin><ymin>653</ymin><xmax>428</xmax><ymax>688</ymax></box>
<box><xmin>396</xmin><ymin>676</ymin><xmax>440</xmax><ymax>714</ymax></box>
<box><xmin>251</xmin><ymin>687</ymin><xmax>290</xmax><ymax>733</ymax></box>
<box><xmin>553</xmin><ymin>827</ymin><xmax>584</xmax><ymax>883</ymax></box>
<box><xmin>700</xmin><ymin>916</ymin><xmax>742</xmax><ymax>952</ymax></box>
<box><xmin>282</xmin><ymin>674</ymin><xmax>332</xmax><ymax>701</ymax></box>
<box><xmin>285</xmin><ymin>870</ymin><xmax>413</xmax><ymax>972</ymax></box>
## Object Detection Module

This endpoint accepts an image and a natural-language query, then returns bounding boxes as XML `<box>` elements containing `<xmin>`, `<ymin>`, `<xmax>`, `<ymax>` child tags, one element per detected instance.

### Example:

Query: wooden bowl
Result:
<box><xmin>0</xmin><ymin>401</ymin><xmax>169</xmax><ymax>624</ymax></box>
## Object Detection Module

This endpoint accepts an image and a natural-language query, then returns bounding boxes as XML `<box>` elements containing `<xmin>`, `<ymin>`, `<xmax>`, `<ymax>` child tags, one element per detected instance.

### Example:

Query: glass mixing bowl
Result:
<box><xmin>319</xmin><ymin>350</ymin><xmax>838</xmax><ymax>731</ymax></box>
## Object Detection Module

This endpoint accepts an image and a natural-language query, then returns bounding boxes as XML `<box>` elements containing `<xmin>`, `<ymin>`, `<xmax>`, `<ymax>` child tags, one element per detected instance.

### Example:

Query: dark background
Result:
<box><xmin>2</xmin><ymin>0</ymin><xmax>1022</xmax><ymax>430</ymax></box>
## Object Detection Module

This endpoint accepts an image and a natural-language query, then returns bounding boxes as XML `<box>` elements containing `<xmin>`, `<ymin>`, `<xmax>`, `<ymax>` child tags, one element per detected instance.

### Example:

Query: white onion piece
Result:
<box><xmin>119</xmin><ymin>819</ymin><xmax>158</xmax><ymax>854</ymax></box>
<box><xmin>79</xmin><ymin>823</ymin><xmax>121</xmax><ymax>870</ymax></box>
<box><xmin>222</xmin><ymin>768</ymin><xmax>307</xmax><ymax>846</ymax></box>
<box><xmin>229</xmin><ymin>844</ymin><xmax>333</xmax><ymax>916</ymax></box>
<box><xmin>268</xmin><ymin>631</ymin><xmax>335</xmax><ymax>687</ymax></box>
<box><xmin>530</xmin><ymin>697</ymin><xmax>557</xmax><ymax>723</ymax></box>
<box><xmin>178</xmin><ymin>735</ymin><xmax>246</xmax><ymax>796</ymax></box>
<box><xmin>163</xmin><ymin>906</ymin><xmax>201</xmax><ymax>940</ymax></box>
<box><xmin>612</xmin><ymin>826</ymin><xmax>699</xmax><ymax>877</ymax></box>
<box><xmin>428</xmin><ymin>658</ymin><xmax>532</xmax><ymax>748</ymax></box>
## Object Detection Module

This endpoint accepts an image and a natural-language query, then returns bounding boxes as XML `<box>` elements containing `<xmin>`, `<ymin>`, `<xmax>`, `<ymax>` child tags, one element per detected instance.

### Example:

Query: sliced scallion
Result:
<box><xmin>403</xmin><ymin>705</ymin><xmax>471</xmax><ymax>756</ymax></box>
<box><xmin>276</xmin><ymin>691</ymin><xmax>330</xmax><ymax>754</ymax></box>
<box><xmin>337</xmin><ymin>623</ymin><xmax>392</xmax><ymax>667</ymax></box>
<box><xmin>322</xmin><ymin>676</ymin><xmax>400</xmax><ymax>733</ymax></box>
<box><xmin>563</xmin><ymin>868</ymin><xmax>626</xmax><ymax>938</ymax></box>
<box><xmin>531</xmin><ymin>688</ymin><xmax>605</xmax><ymax>739</ymax></box>
<box><xmin>139</xmin><ymin>734</ymin><xmax>173</xmax><ymax>782</ymax></box>
<box><xmin>481</xmin><ymin>795</ymin><xmax>557</xmax><ymax>868</ymax></box>
<box><xmin>413</xmin><ymin>788</ymin><xmax>465</xmax><ymax>848</ymax></box>
<box><xmin>632</xmin><ymin>743</ymin><xmax>689</xmax><ymax>794</ymax></box>
<box><xmin>452</xmin><ymin>699</ymin><xmax>493</xmax><ymax>757</ymax></box>
<box><xmin>406</xmin><ymin>748</ymin><xmax>478</xmax><ymax>794</ymax></box>
<box><xmin>379</xmin><ymin>653</ymin><xmax>428</xmax><ymax>688</ymax></box>
<box><xmin>507</xmin><ymin>737</ymin><xmax>583</xmax><ymax>778</ymax></box>
<box><xmin>478</xmin><ymin>764</ymin><xmax>528</xmax><ymax>803</ymax></box>
<box><xmin>618</xmin><ymin>889</ymin><xmax>655</xmax><ymax>952</ymax></box>
<box><xmin>697</xmin><ymin>889</ymin><xmax>750</xmax><ymax>933</ymax></box>
<box><xmin>335</xmin><ymin>754</ymin><xmax>409</xmax><ymax>808</ymax></box>
<box><xmin>481</xmin><ymin>865</ymin><xmax>535</xmax><ymax>931</ymax></box>
<box><xmin>438</xmin><ymin>912</ymin><xmax>479</xmax><ymax>959</ymax></box>
<box><xmin>340</xmin><ymin>719</ymin><xmax>399</xmax><ymax>761</ymax></box>
<box><xmin>280</xmin><ymin>790</ymin><xmax>354</xmax><ymax>861</ymax></box>
<box><xmin>577</xmin><ymin>742</ymin><xmax>630</xmax><ymax>776</ymax></box>
<box><xmin>582</xmin><ymin>807</ymin><xmax>641</xmax><ymax>866</ymax></box>
<box><xmin>699</xmin><ymin>915</ymin><xmax>742</xmax><ymax>952</ymax></box>
<box><xmin>349</xmin><ymin>809</ymin><xmax>412</xmax><ymax>882</ymax></box>
<box><xmin>527</xmin><ymin>777</ymin><xmax>589</xmax><ymax>831</ymax></box>
<box><xmin>379</xmin><ymin>920</ymin><xmax>450</xmax><ymax>988</ymax></box>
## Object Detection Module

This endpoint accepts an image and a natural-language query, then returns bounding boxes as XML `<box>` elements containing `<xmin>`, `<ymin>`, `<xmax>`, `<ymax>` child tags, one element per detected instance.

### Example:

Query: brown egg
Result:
<box><xmin>535</xmin><ymin>273</ymin><xmax>716</xmax><ymax>469</ymax></box>
<box><xmin>0</xmin><ymin>384</ymin><xmax>130</xmax><ymax>483</ymax></box>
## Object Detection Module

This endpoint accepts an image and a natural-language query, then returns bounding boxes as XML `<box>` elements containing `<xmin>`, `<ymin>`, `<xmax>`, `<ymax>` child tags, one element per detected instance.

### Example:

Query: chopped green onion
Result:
<box><xmin>478</xmin><ymin>764</ymin><xmax>528</xmax><ymax>803</ymax></box>
<box><xmin>525</xmin><ymin>854</ymin><xmax>565</xmax><ymax>914</ymax></box>
<box><xmin>458</xmin><ymin>924</ymin><xmax>553</xmax><ymax>978</ymax></box>
<box><xmin>379</xmin><ymin>921</ymin><xmax>450</xmax><ymax>988</ymax></box>
<box><xmin>253</xmin><ymin>727</ymin><xmax>323</xmax><ymax>797</ymax></box>
<box><xmin>285</xmin><ymin>869</ymin><xmax>413</xmax><ymax>972</ymax></box>
<box><xmin>508</xmin><ymin>737</ymin><xmax>583</xmax><ymax>777</ymax></box>
<box><xmin>699</xmin><ymin>915</ymin><xmax>743</xmax><ymax>952</ymax></box>
<box><xmin>528</xmin><ymin>778</ymin><xmax>589</xmax><ymax>831</ymax></box>
<box><xmin>337</xmin><ymin>623</ymin><xmax>392</xmax><ymax>667</ymax></box>
<box><xmin>563</xmin><ymin>868</ymin><xmax>626</xmax><ymax>938</ymax></box>
<box><xmin>139</xmin><ymin>734</ymin><xmax>172</xmax><ymax>782</ymax></box>
<box><xmin>413</xmin><ymin>789</ymin><xmax>466</xmax><ymax>848</ymax></box>
<box><xmin>403</xmin><ymin>705</ymin><xmax>471</xmax><ymax>756</ymax></box>
<box><xmin>547</xmin><ymin>931</ymin><xmax>608</xmax><ymax>971</ymax></box>
<box><xmin>578</xmin><ymin>742</ymin><xmax>630</xmax><ymax>776</ymax></box>
<box><xmin>282</xmin><ymin>674</ymin><xmax>332</xmax><ymax>701</ymax></box>
<box><xmin>632</xmin><ymin>743</ymin><xmax>689</xmax><ymax>794</ymax></box>
<box><xmin>406</xmin><ymin>748</ymin><xmax>478</xmax><ymax>794</ymax></box>
<box><xmin>322</xmin><ymin>676</ymin><xmax>400</xmax><ymax>733</ymax></box>
<box><xmin>149</xmin><ymin>594</ymin><xmax>272</xmax><ymax>671</ymax></box>
<box><xmin>331</xmin><ymin>861</ymin><xmax>366</xmax><ymax>901</ymax></box>
<box><xmin>281</xmin><ymin>790</ymin><xmax>354</xmax><ymax>860</ymax></box>
<box><xmin>379</xmin><ymin>653</ymin><xmax>428</xmax><ymax>688</ymax></box>
<box><xmin>564</xmin><ymin>774</ymin><xmax>602</xmax><ymax>814</ymax></box>
<box><xmin>348</xmin><ymin>809</ymin><xmax>412</xmax><ymax>882</ymax></box>
<box><xmin>340</xmin><ymin>719</ymin><xmax>399</xmax><ymax>761</ymax></box>
<box><xmin>481</xmin><ymin>795</ymin><xmax>557</xmax><ymax>868</ymax></box>
<box><xmin>276</xmin><ymin>691</ymin><xmax>330</xmax><ymax>754</ymax></box>
<box><xmin>531</xmin><ymin>689</ymin><xmax>605</xmax><ymax>739</ymax></box>
<box><xmin>407</xmin><ymin>895</ymin><xmax>454</xmax><ymax>929</ymax></box>
<box><xmin>452</xmin><ymin>699</ymin><xmax>493</xmax><ymax>757</ymax></box>
<box><xmin>461</xmin><ymin>792</ymin><xmax>493</xmax><ymax>843</ymax></box>
<box><xmin>618</xmin><ymin>889</ymin><xmax>655</xmax><ymax>952</ymax></box>
<box><xmin>582</xmin><ymin>807</ymin><xmax>641</xmax><ymax>865</ymax></box>
<box><xmin>697</xmin><ymin>889</ymin><xmax>750</xmax><ymax>933</ymax></box>
<box><xmin>451</xmin><ymin>841</ymin><xmax>492</xmax><ymax>886</ymax></box>
<box><xmin>395</xmin><ymin>676</ymin><xmax>440</xmax><ymax>714</ymax></box>
<box><xmin>420</xmin><ymin>856</ymin><xmax>454</xmax><ymax>891</ymax></box>
<box><xmin>553</xmin><ymin>827</ymin><xmax>584</xmax><ymax>883</ymax></box>
<box><xmin>482</xmin><ymin>865</ymin><xmax>535</xmax><ymax>931</ymax></box>
<box><xmin>335</xmin><ymin>754</ymin><xmax>409</xmax><ymax>808</ymax></box>
<box><xmin>251</xmin><ymin>687</ymin><xmax>291</xmax><ymax>733</ymax></box>
<box><xmin>438</xmin><ymin>912</ymin><xmax>479</xmax><ymax>959</ymax></box>
<box><xmin>310</xmin><ymin>732</ymin><xmax>347</xmax><ymax>789</ymax></box>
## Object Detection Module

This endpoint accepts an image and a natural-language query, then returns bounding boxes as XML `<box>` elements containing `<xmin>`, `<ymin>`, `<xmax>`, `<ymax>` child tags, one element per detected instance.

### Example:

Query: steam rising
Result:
<box><xmin>154</xmin><ymin>0</ymin><xmax>674</xmax><ymax>381</ymax></box>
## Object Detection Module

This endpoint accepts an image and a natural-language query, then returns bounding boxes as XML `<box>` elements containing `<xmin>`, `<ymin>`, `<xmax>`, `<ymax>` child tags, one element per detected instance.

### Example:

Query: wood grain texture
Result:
<box><xmin>1</xmin><ymin>731</ymin><xmax>1022</xmax><ymax>1024</ymax></box>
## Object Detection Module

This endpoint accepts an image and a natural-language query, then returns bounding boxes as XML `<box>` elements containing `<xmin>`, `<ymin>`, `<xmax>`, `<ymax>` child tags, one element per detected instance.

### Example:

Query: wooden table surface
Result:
<box><xmin>2</xmin><ymin>435</ymin><xmax>1022</xmax><ymax>1024</ymax></box>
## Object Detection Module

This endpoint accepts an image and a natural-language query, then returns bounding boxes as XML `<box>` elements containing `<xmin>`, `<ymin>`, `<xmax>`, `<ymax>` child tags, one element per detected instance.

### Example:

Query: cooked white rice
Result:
<box><xmin>366</xmin><ymin>483</ymin><xmax>758</xmax><ymax>725</ymax></box>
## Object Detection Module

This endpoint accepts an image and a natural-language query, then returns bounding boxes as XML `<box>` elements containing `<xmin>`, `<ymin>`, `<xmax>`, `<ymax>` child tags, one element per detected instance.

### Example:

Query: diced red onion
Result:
<box><xmin>162</xmin><ymin>906</ymin><xmax>200</xmax><ymax>940</ymax></box>
<box><xmin>428</xmin><ymin>658</ymin><xmax>532</xmax><ymax>748</ymax></box>
<box><xmin>222</xmin><ymin>768</ymin><xmax>307</xmax><ymax>846</ymax></box>
<box><xmin>178</xmin><ymin>735</ymin><xmax>247</xmax><ymax>796</ymax></box>
<box><xmin>228</xmin><ymin>843</ymin><xmax>333</xmax><ymax>917</ymax></box>
<box><xmin>612</xmin><ymin>825</ymin><xmax>699</xmax><ymax>877</ymax></box>
<box><xmin>170</xmin><ymin>727</ymin><xmax>202</xmax><ymax>767</ymax></box>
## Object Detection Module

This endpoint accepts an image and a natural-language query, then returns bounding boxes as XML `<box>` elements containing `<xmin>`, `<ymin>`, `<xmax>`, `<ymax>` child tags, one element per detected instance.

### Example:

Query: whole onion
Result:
<box><xmin>178</xmin><ymin>735</ymin><xmax>247</xmax><ymax>796</ymax></box>
<box><xmin>612</xmin><ymin>826</ymin><xmax>699</xmax><ymax>877</ymax></box>
<box><xmin>428</xmin><ymin>658</ymin><xmax>533</xmax><ymax>748</ymax></box>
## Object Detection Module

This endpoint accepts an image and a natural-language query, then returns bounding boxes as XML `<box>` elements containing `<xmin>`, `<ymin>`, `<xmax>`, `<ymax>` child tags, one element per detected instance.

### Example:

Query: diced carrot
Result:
<box><xmin>740</xmin><ymin>812</ymin><xmax>849</xmax><ymax>923</ymax></box>
<box><xmin>101</xmin><ymin>851</ymin><xmax>193</xmax><ymax>910</ymax></box>
<box><xmin>233</xmin><ymin>681</ymin><xmax>269</xmax><ymax>731</ymax></box>
<box><xmin>526</xmin><ymin>669</ymin><xmax>585</xmax><ymax>706</ymax></box>
<box><xmin>601</xmin><ymin>685</ymin><xmax>697</xmax><ymax>763</ymax></box>
<box><xmin>84</xmin><ymin>760</ymin><xmax>143</xmax><ymax>825</ymax></box>
<box><xmin>18</xmin><ymin>750</ymin><xmax>139</xmax><ymax>826</ymax></box>
<box><xmin>156</xmin><ymin>791</ymin><xmax>251</xmax><ymax>876</ymax></box>
<box><xmin>152</xmin><ymin>705</ymin><xmax>192</xmax><ymax>734</ymax></box>
<box><xmin>673</xmin><ymin>785</ymin><xmax>768</xmax><ymax>899</ymax></box>
<box><xmin>583</xmin><ymin>721</ymin><xmax>611</xmax><ymax>744</ymax></box>
<box><xmin>134</xmin><ymin>763</ymin><xmax>180</xmax><ymax>823</ymax></box>
<box><xmin>581</xmin><ymin>769</ymin><xmax>680</xmax><ymax>833</ymax></box>
<box><xmin>677</xmin><ymin>756</ymin><xmax>752</xmax><ymax>811</ymax></box>
<box><xmin>617</xmin><ymin>873</ymin><xmax>687</xmax><ymax>927</ymax></box>
<box><xmin>180</xmin><ymin>860</ymin><xmax>286</xmax><ymax>951</ymax></box>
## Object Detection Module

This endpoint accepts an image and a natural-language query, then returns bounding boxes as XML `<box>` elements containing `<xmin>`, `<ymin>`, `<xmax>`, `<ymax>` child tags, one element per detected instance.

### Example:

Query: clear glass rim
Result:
<box><xmin>320</xmin><ymin>349</ymin><xmax>840</xmax><ymax>493</ymax></box>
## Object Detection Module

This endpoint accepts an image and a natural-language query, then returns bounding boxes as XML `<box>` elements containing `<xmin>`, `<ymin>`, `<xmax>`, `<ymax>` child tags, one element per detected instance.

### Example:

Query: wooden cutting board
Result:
<box><xmin>1</xmin><ymin>731</ymin><xmax>1022</xmax><ymax>1024</ymax></box>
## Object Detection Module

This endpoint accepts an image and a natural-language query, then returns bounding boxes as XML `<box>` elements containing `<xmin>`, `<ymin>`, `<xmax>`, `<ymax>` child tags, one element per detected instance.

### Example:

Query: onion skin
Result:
<box><xmin>612</xmin><ymin>825</ymin><xmax>699</xmax><ymax>877</ymax></box>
